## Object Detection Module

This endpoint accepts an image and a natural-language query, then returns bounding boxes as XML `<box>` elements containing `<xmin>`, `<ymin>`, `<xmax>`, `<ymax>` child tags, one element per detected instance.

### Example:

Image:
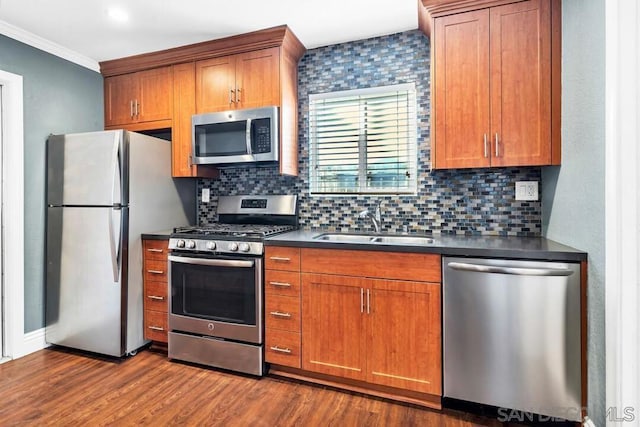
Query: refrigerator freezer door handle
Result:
<box><xmin>111</xmin><ymin>132</ymin><xmax>121</xmax><ymax>206</ymax></box>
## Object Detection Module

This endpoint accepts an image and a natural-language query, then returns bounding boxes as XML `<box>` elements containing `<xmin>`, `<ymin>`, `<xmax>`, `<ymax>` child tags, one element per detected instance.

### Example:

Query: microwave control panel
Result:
<box><xmin>252</xmin><ymin>118</ymin><xmax>272</xmax><ymax>154</ymax></box>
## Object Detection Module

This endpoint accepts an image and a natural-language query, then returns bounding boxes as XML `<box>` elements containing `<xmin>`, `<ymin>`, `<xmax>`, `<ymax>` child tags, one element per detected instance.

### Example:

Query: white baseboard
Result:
<box><xmin>18</xmin><ymin>328</ymin><xmax>50</xmax><ymax>358</ymax></box>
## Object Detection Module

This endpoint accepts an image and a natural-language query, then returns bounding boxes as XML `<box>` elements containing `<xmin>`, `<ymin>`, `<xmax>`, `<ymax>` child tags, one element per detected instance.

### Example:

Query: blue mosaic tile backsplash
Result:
<box><xmin>197</xmin><ymin>30</ymin><xmax>542</xmax><ymax>237</ymax></box>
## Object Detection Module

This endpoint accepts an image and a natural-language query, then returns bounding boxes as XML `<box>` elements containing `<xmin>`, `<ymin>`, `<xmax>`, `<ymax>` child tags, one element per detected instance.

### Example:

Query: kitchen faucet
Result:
<box><xmin>359</xmin><ymin>201</ymin><xmax>382</xmax><ymax>233</ymax></box>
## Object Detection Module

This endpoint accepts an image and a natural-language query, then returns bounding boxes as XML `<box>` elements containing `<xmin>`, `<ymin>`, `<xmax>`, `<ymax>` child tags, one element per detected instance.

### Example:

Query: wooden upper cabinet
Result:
<box><xmin>104</xmin><ymin>67</ymin><xmax>173</xmax><ymax>129</ymax></box>
<box><xmin>100</xmin><ymin>25</ymin><xmax>306</xmax><ymax>177</ymax></box>
<box><xmin>195</xmin><ymin>56</ymin><xmax>236</xmax><ymax>113</ymax></box>
<box><xmin>489</xmin><ymin>0</ymin><xmax>551</xmax><ymax>166</ymax></box>
<box><xmin>173</xmin><ymin>62</ymin><xmax>219</xmax><ymax>178</ymax></box>
<box><xmin>433</xmin><ymin>9</ymin><xmax>491</xmax><ymax>168</ymax></box>
<box><xmin>235</xmin><ymin>48</ymin><xmax>280</xmax><ymax>109</ymax></box>
<box><xmin>423</xmin><ymin>0</ymin><xmax>560</xmax><ymax>169</ymax></box>
<box><xmin>196</xmin><ymin>47</ymin><xmax>280</xmax><ymax>113</ymax></box>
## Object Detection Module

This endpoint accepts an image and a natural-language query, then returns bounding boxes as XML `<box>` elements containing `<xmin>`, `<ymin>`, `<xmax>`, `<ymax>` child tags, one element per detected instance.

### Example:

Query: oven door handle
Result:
<box><xmin>168</xmin><ymin>255</ymin><xmax>255</xmax><ymax>268</ymax></box>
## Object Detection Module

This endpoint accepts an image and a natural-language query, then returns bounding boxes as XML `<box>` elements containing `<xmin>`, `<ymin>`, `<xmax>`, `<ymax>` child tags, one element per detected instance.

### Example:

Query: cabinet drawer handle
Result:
<box><xmin>229</xmin><ymin>87</ymin><xmax>235</xmax><ymax>104</ymax></box>
<box><xmin>147</xmin><ymin>270</ymin><xmax>164</xmax><ymax>274</ymax></box>
<box><xmin>269</xmin><ymin>257</ymin><xmax>291</xmax><ymax>262</ymax></box>
<box><xmin>147</xmin><ymin>248</ymin><xmax>164</xmax><ymax>253</ymax></box>
<box><xmin>236</xmin><ymin>87</ymin><xmax>241</xmax><ymax>103</ymax></box>
<box><xmin>130</xmin><ymin>100</ymin><xmax>135</xmax><ymax>118</ymax></box>
<box><xmin>148</xmin><ymin>326</ymin><xmax>164</xmax><ymax>331</ymax></box>
<box><xmin>269</xmin><ymin>311</ymin><xmax>292</xmax><ymax>318</ymax></box>
<box><xmin>495</xmin><ymin>133</ymin><xmax>500</xmax><ymax>157</ymax></box>
<box><xmin>147</xmin><ymin>295</ymin><xmax>165</xmax><ymax>301</ymax></box>
<box><xmin>270</xmin><ymin>281</ymin><xmax>291</xmax><ymax>287</ymax></box>
<box><xmin>269</xmin><ymin>346</ymin><xmax>292</xmax><ymax>354</ymax></box>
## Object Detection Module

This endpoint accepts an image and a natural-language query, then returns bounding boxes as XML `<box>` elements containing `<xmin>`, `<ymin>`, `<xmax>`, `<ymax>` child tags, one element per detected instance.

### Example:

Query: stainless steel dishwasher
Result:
<box><xmin>443</xmin><ymin>257</ymin><xmax>582</xmax><ymax>422</ymax></box>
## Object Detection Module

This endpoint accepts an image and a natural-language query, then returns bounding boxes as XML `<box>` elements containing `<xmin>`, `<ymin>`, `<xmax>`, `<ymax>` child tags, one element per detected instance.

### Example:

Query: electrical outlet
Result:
<box><xmin>515</xmin><ymin>181</ymin><xmax>538</xmax><ymax>201</ymax></box>
<box><xmin>201</xmin><ymin>188</ymin><xmax>210</xmax><ymax>203</ymax></box>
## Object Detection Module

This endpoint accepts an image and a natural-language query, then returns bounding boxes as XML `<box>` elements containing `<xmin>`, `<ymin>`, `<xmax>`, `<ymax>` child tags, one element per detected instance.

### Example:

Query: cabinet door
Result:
<box><xmin>366</xmin><ymin>279</ymin><xmax>441</xmax><ymax>395</ymax></box>
<box><xmin>301</xmin><ymin>273</ymin><xmax>366</xmax><ymax>380</ymax></box>
<box><xmin>235</xmin><ymin>47</ymin><xmax>280</xmax><ymax>109</ymax></box>
<box><xmin>195</xmin><ymin>56</ymin><xmax>236</xmax><ymax>113</ymax></box>
<box><xmin>172</xmin><ymin>62</ymin><xmax>197</xmax><ymax>177</ymax></box>
<box><xmin>490</xmin><ymin>0</ymin><xmax>551</xmax><ymax>166</ymax></box>
<box><xmin>104</xmin><ymin>73</ymin><xmax>137</xmax><ymax>127</ymax></box>
<box><xmin>433</xmin><ymin>9</ymin><xmax>490</xmax><ymax>169</ymax></box>
<box><xmin>136</xmin><ymin>67</ymin><xmax>173</xmax><ymax>123</ymax></box>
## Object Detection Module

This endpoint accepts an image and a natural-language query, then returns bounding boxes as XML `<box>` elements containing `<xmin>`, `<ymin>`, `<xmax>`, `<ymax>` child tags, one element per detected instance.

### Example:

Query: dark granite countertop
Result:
<box><xmin>141</xmin><ymin>230</ymin><xmax>173</xmax><ymax>240</ymax></box>
<box><xmin>265</xmin><ymin>230</ymin><xmax>587</xmax><ymax>262</ymax></box>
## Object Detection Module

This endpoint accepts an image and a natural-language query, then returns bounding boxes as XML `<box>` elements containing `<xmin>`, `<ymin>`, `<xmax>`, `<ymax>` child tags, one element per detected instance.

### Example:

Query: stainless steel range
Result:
<box><xmin>168</xmin><ymin>195</ymin><xmax>297</xmax><ymax>376</ymax></box>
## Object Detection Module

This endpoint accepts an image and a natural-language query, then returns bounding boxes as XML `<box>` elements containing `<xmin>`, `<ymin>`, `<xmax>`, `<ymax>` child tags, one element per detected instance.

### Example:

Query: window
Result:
<box><xmin>309</xmin><ymin>83</ymin><xmax>418</xmax><ymax>195</ymax></box>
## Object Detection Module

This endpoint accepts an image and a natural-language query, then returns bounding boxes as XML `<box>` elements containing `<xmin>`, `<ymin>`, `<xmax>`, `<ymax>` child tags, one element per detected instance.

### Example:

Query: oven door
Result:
<box><xmin>168</xmin><ymin>254</ymin><xmax>263</xmax><ymax>344</ymax></box>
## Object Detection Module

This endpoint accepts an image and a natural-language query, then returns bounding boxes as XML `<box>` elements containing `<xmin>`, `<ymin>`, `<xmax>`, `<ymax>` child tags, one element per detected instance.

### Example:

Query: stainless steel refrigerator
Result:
<box><xmin>46</xmin><ymin>130</ymin><xmax>195</xmax><ymax>357</ymax></box>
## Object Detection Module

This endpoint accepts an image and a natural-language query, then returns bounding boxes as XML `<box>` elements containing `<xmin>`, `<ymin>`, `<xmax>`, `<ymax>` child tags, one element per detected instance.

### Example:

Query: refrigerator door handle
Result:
<box><xmin>111</xmin><ymin>132</ymin><xmax>121</xmax><ymax>206</ymax></box>
<box><xmin>108</xmin><ymin>207</ymin><xmax>122</xmax><ymax>283</ymax></box>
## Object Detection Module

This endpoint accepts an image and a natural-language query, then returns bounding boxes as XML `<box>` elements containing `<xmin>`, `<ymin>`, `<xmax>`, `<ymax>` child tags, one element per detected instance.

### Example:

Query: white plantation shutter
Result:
<box><xmin>309</xmin><ymin>83</ymin><xmax>418</xmax><ymax>194</ymax></box>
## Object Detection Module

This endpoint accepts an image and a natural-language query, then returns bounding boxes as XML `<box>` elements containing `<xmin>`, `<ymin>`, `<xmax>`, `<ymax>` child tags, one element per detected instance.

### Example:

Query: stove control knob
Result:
<box><xmin>239</xmin><ymin>243</ymin><xmax>250</xmax><ymax>252</ymax></box>
<box><xmin>177</xmin><ymin>240</ymin><xmax>186</xmax><ymax>248</ymax></box>
<box><xmin>206</xmin><ymin>241</ymin><xmax>217</xmax><ymax>251</ymax></box>
<box><xmin>186</xmin><ymin>240</ymin><xmax>196</xmax><ymax>249</ymax></box>
<box><xmin>229</xmin><ymin>242</ymin><xmax>239</xmax><ymax>252</ymax></box>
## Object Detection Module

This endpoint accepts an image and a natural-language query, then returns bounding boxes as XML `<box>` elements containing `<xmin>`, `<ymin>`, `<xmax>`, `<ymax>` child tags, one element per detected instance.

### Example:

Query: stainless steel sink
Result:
<box><xmin>312</xmin><ymin>233</ymin><xmax>435</xmax><ymax>245</ymax></box>
<box><xmin>313</xmin><ymin>233</ymin><xmax>378</xmax><ymax>243</ymax></box>
<box><xmin>370</xmin><ymin>235</ymin><xmax>435</xmax><ymax>245</ymax></box>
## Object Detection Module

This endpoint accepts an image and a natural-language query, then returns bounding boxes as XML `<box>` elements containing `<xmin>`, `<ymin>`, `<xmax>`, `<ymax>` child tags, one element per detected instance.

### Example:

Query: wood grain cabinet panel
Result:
<box><xmin>429</xmin><ymin>0</ymin><xmax>558</xmax><ymax>169</ymax></box>
<box><xmin>142</xmin><ymin>238</ymin><xmax>169</xmax><ymax>344</ymax></box>
<box><xmin>196</xmin><ymin>48</ymin><xmax>280</xmax><ymax>113</ymax></box>
<box><xmin>100</xmin><ymin>26</ymin><xmax>305</xmax><ymax>177</ymax></box>
<box><xmin>267</xmin><ymin>245</ymin><xmax>442</xmax><ymax>406</ymax></box>
<box><xmin>301</xmin><ymin>273</ymin><xmax>367</xmax><ymax>381</ymax></box>
<box><xmin>265</xmin><ymin>247</ymin><xmax>301</xmax><ymax>271</ymax></box>
<box><xmin>366</xmin><ymin>279</ymin><xmax>441</xmax><ymax>395</ymax></box>
<box><xmin>104</xmin><ymin>67</ymin><xmax>172</xmax><ymax>129</ymax></box>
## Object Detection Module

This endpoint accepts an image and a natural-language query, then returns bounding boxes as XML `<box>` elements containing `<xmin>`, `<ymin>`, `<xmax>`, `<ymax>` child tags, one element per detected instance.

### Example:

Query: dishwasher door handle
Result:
<box><xmin>447</xmin><ymin>262</ymin><xmax>574</xmax><ymax>277</ymax></box>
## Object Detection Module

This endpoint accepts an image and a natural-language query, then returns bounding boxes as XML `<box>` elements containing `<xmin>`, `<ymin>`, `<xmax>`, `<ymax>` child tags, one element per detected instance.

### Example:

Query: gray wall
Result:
<box><xmin>541</xmin><ymin>0</ymin><xmax>605</xmax><ymax>424</ymax></box>
<box><xmin>0</xmin><ymin>35</ymin><xmax>104</xmax><ymax>332</ymax></box>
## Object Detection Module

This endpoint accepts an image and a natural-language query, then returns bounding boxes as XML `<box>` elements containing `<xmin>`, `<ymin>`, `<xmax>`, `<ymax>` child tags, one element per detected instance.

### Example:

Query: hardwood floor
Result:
<box><xmin>0</xmin><ymin>347</ymin><xmax>499</xmax><ymax>426</ymax></box>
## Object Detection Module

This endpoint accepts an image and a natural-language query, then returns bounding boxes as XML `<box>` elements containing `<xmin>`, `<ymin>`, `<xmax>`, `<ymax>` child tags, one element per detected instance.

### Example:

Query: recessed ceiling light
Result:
<box><xmin>107</xmin><ymin>7</ymin><xmax>129</xmax><ymax>23</ymax></box>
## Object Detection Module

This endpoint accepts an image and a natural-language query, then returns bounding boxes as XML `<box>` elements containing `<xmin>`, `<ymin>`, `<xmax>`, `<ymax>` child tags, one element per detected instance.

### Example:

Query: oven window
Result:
<box><xmin>171</xmin><ymin>260</ymin><xmax>256</xmax><ymax>325</ymax></box>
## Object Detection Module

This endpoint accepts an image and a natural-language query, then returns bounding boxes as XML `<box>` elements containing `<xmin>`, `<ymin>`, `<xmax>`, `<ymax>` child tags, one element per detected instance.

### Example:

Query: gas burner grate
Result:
<box><xmin>173</xmin><ymin>223</ymin><xmax>296</xmax><ymax>239</ymax></box>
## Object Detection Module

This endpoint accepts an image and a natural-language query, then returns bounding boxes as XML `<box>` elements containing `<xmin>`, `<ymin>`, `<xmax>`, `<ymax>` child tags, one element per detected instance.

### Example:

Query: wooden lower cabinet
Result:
<box><xmin>142</xmin><ymin>238</ymin><xmax>169</xmax><ymax>344</ymax></box>
<box><xmin>366</xmin><ymin>279</ymin><xmax>441</xmax><ymax>395</ymax></box>
<box><xmin>301</xmin><ymin>273</ymin><xmax>367</xmax><ymax>380</ymax></box>
<box><xmin>266</xmin><ymin>246</ymin><xmax>442</xmax><ymax>407</ymax></box>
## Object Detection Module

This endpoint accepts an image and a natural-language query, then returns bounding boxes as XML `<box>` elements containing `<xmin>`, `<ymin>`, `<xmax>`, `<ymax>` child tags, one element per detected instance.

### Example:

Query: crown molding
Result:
<box><xmin>0</xmin><ymin>19</ymin><xmax>100</xmax><ymax>73</ymax></box>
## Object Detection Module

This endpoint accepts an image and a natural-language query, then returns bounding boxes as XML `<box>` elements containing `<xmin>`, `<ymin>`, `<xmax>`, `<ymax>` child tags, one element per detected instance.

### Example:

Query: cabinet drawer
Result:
<box><xmin>265</xmin><ymin>329</ymin><xmax>301</xmax><ymax>368</ymax></box>
<box><xmin>143</xmin><ymin>239</ymin><xmax>169</xmax><ymax>261</ymax></box>
<box><xmin>265</xmin><ymin>247</ymin><xmax>300</xmax><ymax>271</ymax></box>
<box><xmin>301</xmin><ymin>249</ymin><xmax>441</xmax><ymax>282</ymax></box>
<box><xmin>144</xmin><ymin>281</ymin><xmax>168</xmax><ymax>312</ymax></box>
<box><xmin>265</xmin><ymin>295</ymin><xmax>300</xmax><ymax>332</ymax></box>
<box><xmin>145</xmin><ymin>310</ymin><xmax>168</xmax><ymax>343</ymax></box>
<box><xmin>144</xmin><ymin>259</ymin><xmax>168</xmax><ymax>282</ymax></box>
<box><xmin>265</xmin><ymin>270</ymin><xmax>300</xmax><ymax>297</ymax></box>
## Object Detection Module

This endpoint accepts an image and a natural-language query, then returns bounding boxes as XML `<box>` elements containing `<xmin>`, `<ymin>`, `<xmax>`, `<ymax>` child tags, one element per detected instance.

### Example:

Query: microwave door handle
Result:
<box><xmin>245</xmin><ymin>118</ymin><xmax>253</xmax><ymax>157</ymax></box>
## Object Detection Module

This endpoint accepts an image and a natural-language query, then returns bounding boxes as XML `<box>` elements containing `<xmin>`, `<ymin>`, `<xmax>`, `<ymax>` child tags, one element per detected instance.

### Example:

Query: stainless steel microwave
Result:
<box><xmin>192</xmin><ymin>106</ymin><xmax>278</xmax><ymax>165</ymax></box>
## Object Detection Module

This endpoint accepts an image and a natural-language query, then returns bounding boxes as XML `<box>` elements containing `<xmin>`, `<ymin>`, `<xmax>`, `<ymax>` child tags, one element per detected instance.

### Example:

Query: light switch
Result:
<box><xmin>202</xmin><ymin>188</ymin><xmax>210</xmax><ymax>203</ymax></box>
<box><xmin>515</xmin><ymin>181</ymin><xmax>538</xmax><ymax>201</ymax></box>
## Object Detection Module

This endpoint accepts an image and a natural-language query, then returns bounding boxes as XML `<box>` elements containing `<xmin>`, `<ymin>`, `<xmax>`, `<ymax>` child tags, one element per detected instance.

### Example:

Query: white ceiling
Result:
<box><xmin>0</xmin><ymin>0</ymin><xmax>418</xmax><ymax>70</ymax></box>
